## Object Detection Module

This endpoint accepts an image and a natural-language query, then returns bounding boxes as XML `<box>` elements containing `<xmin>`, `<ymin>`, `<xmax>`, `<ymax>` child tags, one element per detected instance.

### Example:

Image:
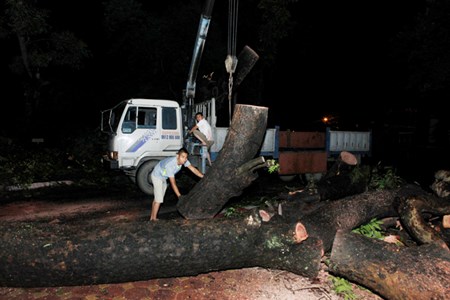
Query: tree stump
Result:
<box><xmin>321</xmin><ymin>151</ymin><xmax>358</xmax><ymax>181</ymax></box>
<box><xmin>316</xmin><ymin>151</ymin><xmax>365</xmax><ymax>200</ymax></box>
<box><xmin>177</xmin><ymin>104</ymin><xmax>269</xmax><ymax>219</ymax></box>
<box><xmin>286</xmin><ymin>151</ymin><xmax>366</xmax><ymax>202</ymax></box>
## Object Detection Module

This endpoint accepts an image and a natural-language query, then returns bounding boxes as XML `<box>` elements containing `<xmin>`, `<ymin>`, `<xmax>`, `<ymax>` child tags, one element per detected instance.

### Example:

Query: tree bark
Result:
<box><xmin>396</xmin><ymin>192</ymin><xmax>450</xmax><ymax>250</ymax></box>
<box><xmin>282</xmin><ymin>188</ymin><xmax>400</xmax><ymax>251</ymax></box>
<box><xmin>330</xmin><ymin>230</ymin><xmax>450</xmax><ymax>300</ymax></box>
<box><xmin>177</xmin><ymin>104</ymin><xmax>269</xmax><ymax>219</ymax></box>
<box><xmin>0</xmin><ymin>213</ymin><xmax>323</xmax><ymax>287</ymax></box>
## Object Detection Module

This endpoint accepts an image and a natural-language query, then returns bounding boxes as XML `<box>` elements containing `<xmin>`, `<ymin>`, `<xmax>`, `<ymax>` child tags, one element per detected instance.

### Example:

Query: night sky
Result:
<box><xmin>2</xmin><ymin>0</ymin><xmax>445</xmax><ymax>153</ymax></box>
<box><xmin>1</xmin><ymin>0</ymin><xmax>429</xmax><ymax>132</ymax></box>
<box><xmin>266</xmin><ymin>0</ymin><xmax>425</xmax><ymax>130</ymax></box>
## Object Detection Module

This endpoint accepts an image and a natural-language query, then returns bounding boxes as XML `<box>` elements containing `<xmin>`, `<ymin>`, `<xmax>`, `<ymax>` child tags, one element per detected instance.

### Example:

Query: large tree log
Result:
<box><xmin>0</xmin><ymin>213</ymin><xmax>323</xmax><ymax>287</ymax></box>
<box><xmin>215</xmin><ymin>45</ymin><xmax>260</xmax><ymax>106</ymax></box>
<box><xmin>178</xmin><ymin>104</ymin><xmax>269</xmax><ymax>219</ymax></box>
<box><xmin>279</xmin><ymin>184</ymin><xmax>436</xmax><ymax>252</ymax></box>
<box><xmin>233</xmin><ymin>46</ymin><xmax>259</xmax><ymax>91</ymax></box>
<box><xmin>329</xmin><ymin>230</ymin><xmax>450</xmax><ymax>300</ymax></box>
<box><xmin>282</xmin><ymin>188</ymin><xmax>400</xmax><ymax>251</ymax></box>
<box><xmin>4</xmin><ymin>176</ymin><xmax>448</xmax><ymax>292</ymax></box>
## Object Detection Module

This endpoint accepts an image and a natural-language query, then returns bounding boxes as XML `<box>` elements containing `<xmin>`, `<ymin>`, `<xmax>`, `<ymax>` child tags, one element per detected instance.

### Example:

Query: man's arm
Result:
<box><xmin>168</xmin><ymin>176</ymin><xmax>182</xmax><ymax>198</ymax></box>
<box><xmin>187</xmin><ymin>165</ymin><xmax>204</xmax><ymax>178</ymax></box>
<box><xmin>189</xmin><ymin>124</ymin><xmax>199</xmax><ymax>134</ymax></box>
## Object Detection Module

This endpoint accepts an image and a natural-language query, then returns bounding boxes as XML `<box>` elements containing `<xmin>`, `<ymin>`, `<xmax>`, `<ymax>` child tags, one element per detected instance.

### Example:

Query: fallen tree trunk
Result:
<box><xmin>0</xmin><ymin>214</ymin><xmax>323</xmax><ymax>287</ymax></box>
<box><xmin>396</xmin><ymin>192</ymin><xmax>450</xmax><ymax>250</ymax></box>
<box><xmin>282</xmin><ymin>188</ymin><xmax>400</xmax><ymax>251</ymax></box>
<box><xmin>280</xmin><ymin>184</ymin><xmax>436</xmax><ymax>252</ymax></box>
<box><xmin>3</xmin><ymin>175</ymin><xmax>448</xmax><ymax>293</ymax></box>
<box><xmin>178</xmin><ymin>104</ymin><xmax>270</xmax><ymax>219</ymax></box>
<box><xmin>330</xmin><ymin>230</ymin><xmax>450</xmax><ymax>300</ymax></box>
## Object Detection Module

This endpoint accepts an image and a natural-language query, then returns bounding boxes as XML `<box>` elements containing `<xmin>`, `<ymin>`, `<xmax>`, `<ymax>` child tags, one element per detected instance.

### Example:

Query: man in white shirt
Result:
<box><xmin>189</xmin><ymin>112</ymin><xmax>214</xmax><ymax>166</ymax></box>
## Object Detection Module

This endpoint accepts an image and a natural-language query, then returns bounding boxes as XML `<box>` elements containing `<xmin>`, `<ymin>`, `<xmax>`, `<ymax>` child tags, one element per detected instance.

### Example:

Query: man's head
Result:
<box><xmin>195</xmin><ymin>112</ymin><xmax>204</xmax><ymax>122</ymax></box>
<box><xmin>176</xmin><ymin>147</ymin><xmax>189</xmax><ymax>165</ymax></box>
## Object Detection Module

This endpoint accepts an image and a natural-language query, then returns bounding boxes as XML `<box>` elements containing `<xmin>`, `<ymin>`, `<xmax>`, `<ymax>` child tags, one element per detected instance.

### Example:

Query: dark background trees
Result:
<box><xmin>1</xmin><ymin>0</ymin><xmax>450</xmax><ymax>181</ymax></box>
<box><xmin>1</xmin><ymin>0</ymin><xmax>297</xmax><ymax>140</ymax></box>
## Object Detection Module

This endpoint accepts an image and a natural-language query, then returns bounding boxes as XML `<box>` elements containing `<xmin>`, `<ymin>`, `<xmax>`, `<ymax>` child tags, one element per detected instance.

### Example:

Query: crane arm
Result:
<box><xmin>183</xmin><ymin>0</ymin><xmax>215</xmax><ymax>129</ymax></box>
<box><xmin>185</xmin><ymin>0</ymin><xmax>215</xmax><ymax>103</ymax></box>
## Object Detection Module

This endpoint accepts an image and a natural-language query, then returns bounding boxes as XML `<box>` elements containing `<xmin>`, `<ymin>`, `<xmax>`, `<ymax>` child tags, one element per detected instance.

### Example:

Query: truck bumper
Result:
<box><xmin>101</xmin><ymin>155</ymin><xmax>119</xmax><ymax>169</ymax></box>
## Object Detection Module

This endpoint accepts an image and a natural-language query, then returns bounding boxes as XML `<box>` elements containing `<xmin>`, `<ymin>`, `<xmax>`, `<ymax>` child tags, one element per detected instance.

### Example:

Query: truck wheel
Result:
<box><xmin>136</xmin><ymin>160</ymin><xmax>158</xmax><ymax>195</ymax></box>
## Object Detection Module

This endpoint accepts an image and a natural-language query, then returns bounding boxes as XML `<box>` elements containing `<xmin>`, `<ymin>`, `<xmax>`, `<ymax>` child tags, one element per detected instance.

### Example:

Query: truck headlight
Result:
<box><xmin>110</xmin><ymin>151</ymin><xmax>118</xmax><ymax>160</ymax></box>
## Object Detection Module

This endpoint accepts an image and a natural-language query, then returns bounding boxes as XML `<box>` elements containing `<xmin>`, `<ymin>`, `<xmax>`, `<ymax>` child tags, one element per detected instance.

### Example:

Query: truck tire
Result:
<box><xmin>136</xmin><ymin>160</ymin><xmax>159</xmax><ymax>196</ymax></box>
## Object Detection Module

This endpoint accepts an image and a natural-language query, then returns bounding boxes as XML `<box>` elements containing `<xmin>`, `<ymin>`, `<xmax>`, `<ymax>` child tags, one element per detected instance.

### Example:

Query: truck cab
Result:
<box><xmin>101</xmin><ymin>98</ymin><xmax>184</xmax><ymax>195</ymax></box>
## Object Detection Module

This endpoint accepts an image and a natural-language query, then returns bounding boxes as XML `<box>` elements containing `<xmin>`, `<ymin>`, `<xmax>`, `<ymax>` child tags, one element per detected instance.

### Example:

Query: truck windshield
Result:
<box><xmin>101</xmin><ymin>101</ymin><xmax>127</xmax><ymax>134</ymax></box>
<box><xmin>122</xmin><ymin>106</ymin><xmax>157</xmax><ymax>133</ymax></box>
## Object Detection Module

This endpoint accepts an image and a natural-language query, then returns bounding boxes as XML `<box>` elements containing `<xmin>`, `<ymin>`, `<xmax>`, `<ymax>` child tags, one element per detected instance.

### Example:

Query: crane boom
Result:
<box><xmin>183</xmin><ymin>0</ymin><xmax>215</xmax><ymax>129</ymax></box>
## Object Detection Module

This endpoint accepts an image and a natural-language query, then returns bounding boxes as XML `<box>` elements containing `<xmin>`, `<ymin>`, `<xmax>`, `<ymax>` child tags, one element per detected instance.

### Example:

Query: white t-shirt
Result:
<box><xmin>197</xmin><ymin>119</ymin><xmax>213</xmax><ymax>141</ymax></box>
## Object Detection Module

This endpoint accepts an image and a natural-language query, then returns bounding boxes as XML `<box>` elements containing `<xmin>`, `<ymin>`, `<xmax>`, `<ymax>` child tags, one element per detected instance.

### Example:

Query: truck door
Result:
<box><xmin>159</xmin><ymin>106</ymin><xmax>183</xmax><ymax>152</ymax></box>
<box><xmin>118</xmin><ymin>105</ymin><xmax>160</xmax><ymax>166</ymax></box>
<box><xmin>121</xmin><ymin>105</ymin><xmax>182</xmax><ymax>151</ymax></box>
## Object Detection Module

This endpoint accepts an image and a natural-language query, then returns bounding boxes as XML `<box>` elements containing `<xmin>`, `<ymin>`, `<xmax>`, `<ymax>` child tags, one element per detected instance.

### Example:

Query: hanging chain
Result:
<box><xmin>226</xmin><ymin>0</ymin><xmax>238</xmax><ymax>125</ymax></box>
<box><xmin>228</xmin><ymin>72</ymin><xmax>233</xmax><ymax>124</ymax></box>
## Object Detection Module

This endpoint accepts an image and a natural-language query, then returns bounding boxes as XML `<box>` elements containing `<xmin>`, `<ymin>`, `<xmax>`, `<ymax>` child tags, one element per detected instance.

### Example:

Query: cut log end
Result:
<box><xmin>443</xmin><ymin>215</ymin><xmax>450</xmax><ymax>229</ymax></box>
<box><xmin>340</xmin><ymin>151</ymin><xmax>358</xmax><ymax>165</ymax></box>
<box><xmin>294</xmin><ymin>222</ymin><xmax>308</xmax><ymax>243</ymax></box>
<box><xmin>259</xmin><ymin>209</ymin><xmax>274</xmax><ymax>222</ymax></box>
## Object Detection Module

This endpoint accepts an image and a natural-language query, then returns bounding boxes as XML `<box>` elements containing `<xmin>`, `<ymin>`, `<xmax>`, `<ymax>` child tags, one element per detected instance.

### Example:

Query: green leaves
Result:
<box><xmin>352</xmin><ymin>218</ymin><xmax>385</xmax><ymax>240</ymax></box>
<box><xmin>266</xmin><ymin>159</ymin><xmax>280</xmax><ymax>174</ymax></box>
<box><xmin>369</xmin><ymin>163</ymin><xmax>404</xmax><ymax>190</ymax></box>
<box><xmin>331</xmin><ymin>276</ymin><xmax>357</xmax><ymax>300</ymax></box>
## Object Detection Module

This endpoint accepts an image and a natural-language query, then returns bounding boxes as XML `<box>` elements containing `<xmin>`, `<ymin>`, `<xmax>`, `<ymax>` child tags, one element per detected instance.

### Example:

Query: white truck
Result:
<box><xmin>100</xmin><ymin>97</ymin><xmax>277</xmax><ymax>195</ymax></box>
<box><xmin>100</xmin><ymin>96</ymin><xmax>372</xmax><ymax>195</ymax></box>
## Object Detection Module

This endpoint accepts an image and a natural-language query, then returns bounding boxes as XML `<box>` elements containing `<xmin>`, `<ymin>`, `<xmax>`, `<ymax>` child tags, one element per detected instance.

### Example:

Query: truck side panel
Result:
<box><xmin>208</xmin><ymin>127</ymin><xmax>278</xmax><ymax>161</ymax></box>
<box><xmin>276</xmin><ymin>129</ymin><xmax>371</xmax><ymax>175</ymax></box>
<box><xmin>279</xmin><ymin>131</ymin><xmax>325</xmax><ymax>149</ymax></box>
<box><xmin>278</xmin><ymin>151</ymin><xmax>328</xmax><ymax>175</ymax></box>
<box><xmin>326</xmin><ymin>128</ymin><xmax>372</xmax><ymax>155</ymax></box>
